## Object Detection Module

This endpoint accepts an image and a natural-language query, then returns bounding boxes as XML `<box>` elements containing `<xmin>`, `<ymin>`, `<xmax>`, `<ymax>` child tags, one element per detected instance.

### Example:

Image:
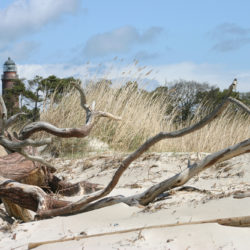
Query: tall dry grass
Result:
<box><xmin>40</xmin><ymin>82</ymin><xmax>250</xmax><ymax>155</ymax></box>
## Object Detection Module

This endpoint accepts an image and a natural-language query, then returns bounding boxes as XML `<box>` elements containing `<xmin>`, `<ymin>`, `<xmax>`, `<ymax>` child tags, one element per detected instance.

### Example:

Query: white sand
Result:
<box><xmin>1</xmin><ymin>152</ymin><xmax>250</xmax><ymax>249</ymax></box>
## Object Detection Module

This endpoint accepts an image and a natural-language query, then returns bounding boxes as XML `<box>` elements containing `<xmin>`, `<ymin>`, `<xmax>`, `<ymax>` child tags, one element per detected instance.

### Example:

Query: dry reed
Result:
<box><xmin>40</xmin><ymin>82</ymin><xmax>250</xmax><ymax>154</ymax></box>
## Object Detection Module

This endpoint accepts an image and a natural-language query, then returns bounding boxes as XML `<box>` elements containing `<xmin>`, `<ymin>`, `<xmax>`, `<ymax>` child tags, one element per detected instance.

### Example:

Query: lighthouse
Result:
<box><xmin>1</xmin><ymin>57</ymin><xmax>19</xmax><ymax>113</ymax></box>
<box><xmin>2</xmin><ymin>57</ymin><xmax>19</xmax><ymax>93</ymax></box>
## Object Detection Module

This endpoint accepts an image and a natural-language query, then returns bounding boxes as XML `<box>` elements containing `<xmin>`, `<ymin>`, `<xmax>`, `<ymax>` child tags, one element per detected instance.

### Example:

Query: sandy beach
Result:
<box><xmin>1</xmin><ymin>152</ymin><xmax>250</xmax><ymax>249</ymax></box>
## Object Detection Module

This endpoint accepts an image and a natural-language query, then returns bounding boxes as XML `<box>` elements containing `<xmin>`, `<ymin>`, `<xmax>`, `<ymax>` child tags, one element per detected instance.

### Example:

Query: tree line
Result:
<box><xmin>118</xmin><ymin>79</ymin><xmax>249</xmax><ymax>123</ymax></box>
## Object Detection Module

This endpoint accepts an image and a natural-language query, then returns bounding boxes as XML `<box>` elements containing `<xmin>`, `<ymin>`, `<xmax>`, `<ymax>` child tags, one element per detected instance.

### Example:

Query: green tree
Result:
<box><xmin>167</xmin><ymin>80</ymin><xmax>212</xmax><ymax>122</ymax></box>
<box><xmin>27</xmin><ymin>75</ymin><xmax>78</xmax><ymax>120</ymax></box>
<box><xmin>196</xmin><ymin>87</ymin><xmax>239</xmax><ymax>106</ymax></box>
<box><xmin>29</xmin><ymin>75</ymin><xmax>76</xmax><ymax>105</ymax></box>
<box><xmin>3</xmin><ymin>75</ymin><xmax>78</xmax><ymax>121</ymax></box>
<box><xmin>3</xmin><ymin>79</ymin><xmax>37</xmax><ymax>117</ymax></box>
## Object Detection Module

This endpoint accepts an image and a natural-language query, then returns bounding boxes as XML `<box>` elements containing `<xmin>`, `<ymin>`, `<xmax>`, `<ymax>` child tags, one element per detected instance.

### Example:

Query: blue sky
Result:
<box><xmin>0</xmin><ymin>0</ymin><xmax>250</xmax><ymax>92</ymax></box>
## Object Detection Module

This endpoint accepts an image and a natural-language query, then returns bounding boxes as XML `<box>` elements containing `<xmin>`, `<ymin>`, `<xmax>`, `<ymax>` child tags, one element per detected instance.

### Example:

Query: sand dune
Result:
<box><xmin>1</xmin><ymin>152</ymin><xmax>250</xmax><ymax>249</ymax></box>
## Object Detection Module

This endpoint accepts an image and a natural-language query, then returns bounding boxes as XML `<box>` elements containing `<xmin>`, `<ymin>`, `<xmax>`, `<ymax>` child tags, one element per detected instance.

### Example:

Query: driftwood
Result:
<box><xmin>0</xmin><ymin>80</ymin><xmax>249</xmax><ymax>221</ymax></box>
<box><xmin>233</xmin><ymin>190</ymin><xmax>250</xmax><ymax>199</ymax></box>
<box><xmin>0</xmin><ymin>151</ymin><xmax>101</xmax><ymax>221</ymax></box>
<box><xmin>0</xmin><ymin>81</ymin><xmax>118</xmax><ymax>221</ymax></box>
<box><xmin>18</xmin><ymin>82</ymin><xmax>121</xmax><ymax>140</ymax></box>
<box><xmin>0</xmin><ymin>152</ymin><xmax>101</xmax><ymax>196</ymax></box>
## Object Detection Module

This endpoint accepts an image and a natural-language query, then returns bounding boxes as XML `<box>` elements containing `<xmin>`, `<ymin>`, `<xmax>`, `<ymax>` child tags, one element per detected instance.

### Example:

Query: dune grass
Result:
<box><xmin>40</xmin><ymin>82</ymin><xmax>250</xmax><ymax>155</ymax></box>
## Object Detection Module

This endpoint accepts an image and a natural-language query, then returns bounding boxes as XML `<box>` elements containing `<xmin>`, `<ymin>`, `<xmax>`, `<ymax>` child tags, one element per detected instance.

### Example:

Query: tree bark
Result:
<box><xmin>0</xmin><ymin>152</ymin><xmax>101</xmax><ymax>220</ymax></box>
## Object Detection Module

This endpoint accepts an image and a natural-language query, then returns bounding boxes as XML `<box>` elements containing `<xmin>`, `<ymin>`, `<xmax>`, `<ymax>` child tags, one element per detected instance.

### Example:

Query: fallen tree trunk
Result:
<box><xmin>0</xmin><ymin>175</ymin><xmax>71</xmax><ymax>213</ymax></box>
<box><xmin>0</xmin><ymin>152</ymin><xmax>101</xmax><ymax>196</ymax></box>
<box><xmin>0</xmin><ymin>152</ymin><xmax>101</xmax><ymax>220</ymax></box>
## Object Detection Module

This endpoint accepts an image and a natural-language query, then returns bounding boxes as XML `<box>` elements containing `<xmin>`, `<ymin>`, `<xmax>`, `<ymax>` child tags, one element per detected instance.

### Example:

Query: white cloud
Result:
<box><xmin>16</xmin><ymin>61</ymin><xmax>250</xmax><ymax>92</ymax></box>
<box><xmin>83</xmin><ymin>26</ymin><xmax>163</xmax><ymax>57</ymax></box>
<box><xmin>0</xmin><ymin>0</ymin><xmax>80</xmax><ymax>48</ymax></box>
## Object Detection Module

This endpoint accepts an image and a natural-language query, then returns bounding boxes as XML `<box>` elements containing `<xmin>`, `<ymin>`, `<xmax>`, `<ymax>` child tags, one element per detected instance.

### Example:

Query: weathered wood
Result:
<box><xmin>0</xmin><ymin>152</ymin><xmax>46</xmax><ymax>182</ymax></box>
<box><xmin>48</xmin><ymin>174</ymin><xmax>102</xmax><ymax>196</ymax></box>
<box><xmin>2</xmin><ymin>199</ymin><xmax>33</xmax><ymax>222</ymax></box>
<box><xmin>0</xmin><ymin>151</ymin><xmax>101</xmax><ymax>220</ymax></box>
<box><xmin>233</xmin><ymin>191</ymin><xmax>250</xmax><ymax>199</ymax></box>
<box><xmin>0</xmin><ymin>176</ymin><xmax>71</xmax><ymax>213</ymax></box>
<box><xmin>0</xmin><ymin>136</ymin><xmax>55</xmax><ymax>171</ymax></box>
<box><xmin>18</xmin><ymin>82</ymin><xmax>121</xmax><ymax>140</ymax></box>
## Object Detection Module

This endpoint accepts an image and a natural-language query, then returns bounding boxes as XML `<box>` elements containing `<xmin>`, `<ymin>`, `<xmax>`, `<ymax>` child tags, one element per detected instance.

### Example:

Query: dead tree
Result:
<box><xmin>0</xmin><ymin>81</ymin><xmax>249</xmax><ymax>221</ymax></box>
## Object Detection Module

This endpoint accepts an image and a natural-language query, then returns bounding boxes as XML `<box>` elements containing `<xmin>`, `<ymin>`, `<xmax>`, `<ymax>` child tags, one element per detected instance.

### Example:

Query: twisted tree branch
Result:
<box><xmin>18</xmin><ymin>82</ymin><xmax>121</xmax><ymax>140</ymax></box>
